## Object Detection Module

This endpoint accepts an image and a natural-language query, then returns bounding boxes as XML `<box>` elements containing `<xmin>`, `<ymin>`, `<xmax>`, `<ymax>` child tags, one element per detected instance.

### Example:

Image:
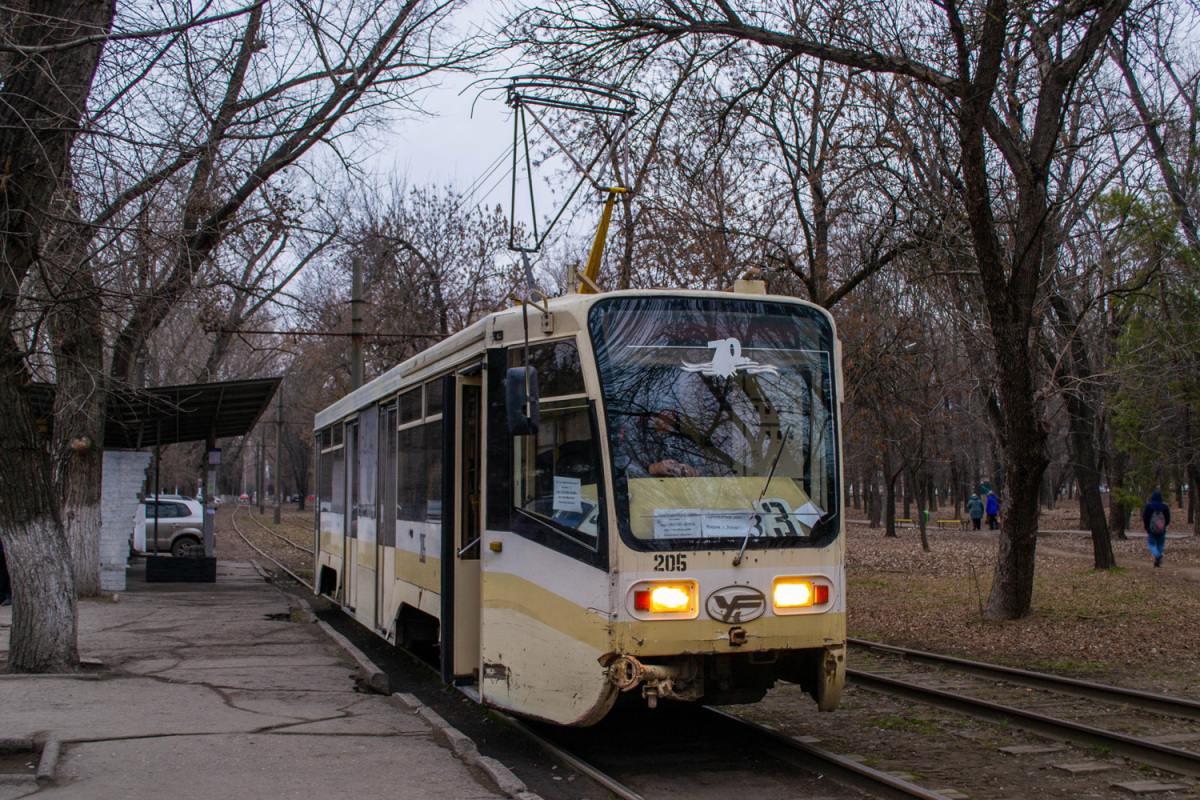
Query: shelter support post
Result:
<box><xmin>204</xmin><ymin>436</ymin><xmax>218</xmax><ymax>557</ymax></box>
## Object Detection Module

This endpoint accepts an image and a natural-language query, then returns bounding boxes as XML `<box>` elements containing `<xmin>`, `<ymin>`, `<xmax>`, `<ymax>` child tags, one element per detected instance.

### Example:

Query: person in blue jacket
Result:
<box><xmin>985</xmin><ymin>491</ymin><xmax>1000</xmax><ymax>530</ymax></box>
<box><xmin>1141</xmin><ymin>491</ymin><xmax>1171</xmax><ymax>568</ymax></box>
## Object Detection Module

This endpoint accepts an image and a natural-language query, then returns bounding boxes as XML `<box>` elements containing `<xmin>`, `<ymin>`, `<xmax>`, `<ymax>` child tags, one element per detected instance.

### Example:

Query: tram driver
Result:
<box><xmin>613</xmin><ymin>410</ymin><xmax>709</xmax><ymax>479</ymax></box>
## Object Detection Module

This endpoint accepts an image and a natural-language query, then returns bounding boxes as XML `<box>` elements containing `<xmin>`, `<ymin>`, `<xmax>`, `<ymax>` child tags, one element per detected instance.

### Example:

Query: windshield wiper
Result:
<box><xmin>733</xmin><ymin>425</ymin><xmax>791</xmax><ymax>566</ymax></box>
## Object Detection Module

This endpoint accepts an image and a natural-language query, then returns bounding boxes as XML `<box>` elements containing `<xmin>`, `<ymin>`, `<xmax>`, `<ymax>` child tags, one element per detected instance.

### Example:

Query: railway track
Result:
<box><xmin>848</xmin><ymin>638</ymin><xmax>1200</xmax><ymax>778</ymax></box>
<box><xmin>514</xmin><ymin>700</ymin><xmax>962</xmax><ymax>800</ymax></box>
<box><xmin>228</xmin><ymin>509</ymin><xmax>1197</xmax><ymax>796</ymax></box>
<box><xmin>229</xmin><ymin>504</ymin><xmax>314</xmax><ymax>590</ymax></box>
<box><xmin>241</xmin><ymin>509</ymin><xmax>314</xmax><ymax>555</ymax></box>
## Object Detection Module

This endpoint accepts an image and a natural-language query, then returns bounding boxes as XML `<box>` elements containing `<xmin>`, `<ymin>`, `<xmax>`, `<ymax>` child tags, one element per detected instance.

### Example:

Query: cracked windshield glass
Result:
<box><xmin>589</xmin><ymin>297</ymin><xmax>839</xmax><ymax>551</ymax></box>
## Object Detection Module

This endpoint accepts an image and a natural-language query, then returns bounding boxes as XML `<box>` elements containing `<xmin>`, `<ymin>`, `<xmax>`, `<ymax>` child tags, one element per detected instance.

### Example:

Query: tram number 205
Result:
<box><xmin>653</xmin><ymin>553</ymin><xmax>688</xmax><ymax>572</ymax></box>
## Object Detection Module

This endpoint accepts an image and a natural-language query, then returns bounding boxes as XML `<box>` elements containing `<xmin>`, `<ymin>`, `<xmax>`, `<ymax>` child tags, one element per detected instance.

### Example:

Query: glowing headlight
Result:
<box><xmin>634</xmin><ymin>584</ymin><xmax>693</xmax><ymax>613</ymax></box>
<box><xmin>774</xmin><ymin>580</ymin><xmax>813</xmax><ymax>608</ymax></box>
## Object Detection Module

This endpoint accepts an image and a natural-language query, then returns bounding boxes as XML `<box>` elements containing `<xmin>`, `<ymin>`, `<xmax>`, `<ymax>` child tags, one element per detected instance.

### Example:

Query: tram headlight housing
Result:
<box><xmin>629</xmin><ymin>581</ymin><xmax>698</xmax><ymax>618</ymax></box>
<box><xmin>773</xmin><ymin>578</ymin><xmax>831</xmax><ymax>612</ymax></box>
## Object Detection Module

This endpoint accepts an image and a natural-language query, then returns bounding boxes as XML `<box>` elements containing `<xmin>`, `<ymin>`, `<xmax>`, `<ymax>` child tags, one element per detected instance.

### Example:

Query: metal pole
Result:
<box><xmin>257</xmin><ymin>435</ymin><xmax>265</xmax><ymax>515</ymax></box>
<box><xmin>351</xmin><ymin>255</ymin><xmax>363</xmax><ymax>390</ymax></box>
<box><xmin>274</xmin><ymin>389</ymin><xmax>282</xmax><ymax>524</ymax></box>
<box><xmin>153</xmin><ymin>420</ymin><xmax>161</xmax><ymax>555</ymax></box>
<box><xmin>203</xmin><ymin>437</ymin><xmax>216</xmax><ymax>557</ymax></box>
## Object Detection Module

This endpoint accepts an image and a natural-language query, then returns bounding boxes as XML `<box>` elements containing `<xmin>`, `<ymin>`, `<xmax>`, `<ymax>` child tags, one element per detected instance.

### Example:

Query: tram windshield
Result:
<box><xmin>588</xmin><ymin>296</ymin><xmax>839</xmax><ymax>551</ymax></box>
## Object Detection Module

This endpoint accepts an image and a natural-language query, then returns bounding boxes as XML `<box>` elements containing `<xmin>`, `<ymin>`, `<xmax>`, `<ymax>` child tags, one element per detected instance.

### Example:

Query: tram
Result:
<box><xmin>313</xmin><ymin>280</ymin><xmax>846</xmax><ymax>726</ymax></box>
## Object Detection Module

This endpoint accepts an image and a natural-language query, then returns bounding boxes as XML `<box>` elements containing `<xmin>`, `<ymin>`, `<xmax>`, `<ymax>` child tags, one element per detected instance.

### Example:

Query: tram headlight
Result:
<box><xmin>634</xmin><ymin>583</ymin><xmax>694</xmax><ymax>613</ymax></box>
<box><xmin>773</xmin><ymin>578</ymin><xmax>830</xmax><ymax>610</ymax></box>
<box><xmin>773</xmin><ymin>580</ymin><xmax>813</xmax><ymax>608</ymax></box>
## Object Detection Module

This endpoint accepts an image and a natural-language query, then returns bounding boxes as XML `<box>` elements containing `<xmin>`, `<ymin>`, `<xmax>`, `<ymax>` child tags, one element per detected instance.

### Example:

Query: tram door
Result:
<box><xmin>355</xmin><ymin>406</ymin><xmax>378</xmax><ymax>628</ymax></box>
<box><xmin>452</xmin><ymin>372</ymin><xmax>483</xmax><ymax>682</ymax></box>
<box><xmin>342</xmin><ymin>420</ymin><xmax>357</xmax><ymax>607</ymax></box>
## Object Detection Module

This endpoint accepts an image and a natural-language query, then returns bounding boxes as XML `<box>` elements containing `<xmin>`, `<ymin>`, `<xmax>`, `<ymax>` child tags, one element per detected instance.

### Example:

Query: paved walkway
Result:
<box><xmin>0</xmin><ymin>561</ymin><xmax>507</xmax><ymax>800</ymax></box>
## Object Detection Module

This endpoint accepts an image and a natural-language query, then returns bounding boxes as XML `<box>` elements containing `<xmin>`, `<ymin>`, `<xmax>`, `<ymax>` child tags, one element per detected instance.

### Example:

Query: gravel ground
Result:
<box><xmin>846</xmin><ymin>507</ymin><xmax>1200</xmax><ymax>696</ymax></box>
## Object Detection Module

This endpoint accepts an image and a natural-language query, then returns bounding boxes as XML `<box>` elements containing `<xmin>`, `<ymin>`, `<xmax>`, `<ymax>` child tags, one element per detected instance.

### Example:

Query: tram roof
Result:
<box><xmin>314</xmin><ymin>287</ymin><xmax>833</xmax><ymax>429</ymax></box>
<box><xmin>30</xmin><ymin>377</ymin><xmax>282</xmax><ymax>449</ymax></box>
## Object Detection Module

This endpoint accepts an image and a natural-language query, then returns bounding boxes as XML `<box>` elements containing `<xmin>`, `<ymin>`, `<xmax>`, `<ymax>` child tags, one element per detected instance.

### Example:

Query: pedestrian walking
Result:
<box><xmin>966</xmin><ymin>493</ymin><xmax>984</xmax><ymax>530</ymax></box>
<box><xmin>1141</xmin><ymin>490</ymin><xmax>1171</xmax><ymax>568</ymax></box>
<box><xmin>985</xmin><ymin>491</ymin><xmax>1000</xmax><ymax>530</ymax></box>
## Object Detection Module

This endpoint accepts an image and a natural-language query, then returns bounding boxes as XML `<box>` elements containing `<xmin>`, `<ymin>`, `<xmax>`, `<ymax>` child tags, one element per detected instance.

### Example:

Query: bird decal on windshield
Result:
<box><xmin>681</xmin><ymin>338</ymin><xmax>779</xmax><ymax>378</ymax></box>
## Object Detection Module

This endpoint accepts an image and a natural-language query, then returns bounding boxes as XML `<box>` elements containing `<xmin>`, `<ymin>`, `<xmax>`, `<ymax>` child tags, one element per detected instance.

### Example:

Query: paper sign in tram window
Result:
<box><xmin>653</xmin><ymin>509</ymin><xmax>702</xmax><ymax>539</ymax></box>
<box><xmin>553</xmin><ymin>476</ymin><xmax>583</xmax><ymax>513</ymax></box>
<box><xmin>701</xmin><ymin>512</ymin><xmax>757</xmax><ymax>538</ymax></box>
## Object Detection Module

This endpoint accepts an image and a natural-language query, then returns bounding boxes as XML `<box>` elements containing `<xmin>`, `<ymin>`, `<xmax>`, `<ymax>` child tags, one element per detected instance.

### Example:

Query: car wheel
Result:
<box><xmin>171</xmin><ymin>537</ymin><xmax>202</xmax><ymax>558</ymax></box>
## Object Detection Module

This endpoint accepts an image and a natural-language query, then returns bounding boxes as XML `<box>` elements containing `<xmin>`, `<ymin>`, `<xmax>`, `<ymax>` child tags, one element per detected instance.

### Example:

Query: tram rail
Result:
<box><xmin>847</xmin><ymin>638</ymin><xmax>1200</xmax><ymax>777</ymax></box>
<box><xmin>513</xmin><ymin>702</ymin><xmax>960</xmax><ymax>800</ymax></box>
<box><xmin>704</xmin><ymin>708</ymin><xmax>959</xmax><ymax>800</ymax></box>
<box><xmin>240</xmin><ymin>509</ymin><xmax>315</xmax><ymax>555</ymax></box>
<box><xmin>849</xmin><ymin>638</ymin><xmax>1200</xmax><ymax>719</ymax></box>
<box><xmin>230</xmin><ymin>504</ymin><xmax>314</xmax><ymax>591</ymax></box>
<box><xmin>228</xmin><ymin>502</ymin><xmax>953</xmax><ymax>799</ymax></box>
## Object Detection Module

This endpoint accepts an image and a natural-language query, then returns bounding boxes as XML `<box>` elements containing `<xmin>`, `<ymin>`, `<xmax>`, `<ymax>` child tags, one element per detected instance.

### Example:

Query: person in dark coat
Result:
<box><xmin>966</xmin><ymin>494</ymin><xmax>984</xmax><ymax>530</ymax></box>
<box><xmin>1141</xmin><ymin>490</ymin><xmax>1171</xmax><ymax>568</ymax></box>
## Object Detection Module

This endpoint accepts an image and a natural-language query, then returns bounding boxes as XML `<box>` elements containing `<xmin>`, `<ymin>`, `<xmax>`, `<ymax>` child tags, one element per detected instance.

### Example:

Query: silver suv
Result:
<box><xmin>136</xmin><ymin>496</ymin><xmax>205</xmax><ymax>557</ymax></box>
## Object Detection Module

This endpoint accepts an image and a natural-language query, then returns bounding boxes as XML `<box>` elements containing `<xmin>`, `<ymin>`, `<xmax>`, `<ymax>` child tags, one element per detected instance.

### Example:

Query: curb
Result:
<box><xmin>315</xmin><ymin>620</ymin><xmax>392</xmax><ymax>695</ymax></box>
<box><xmin>307</xmin><ymin>606</ymin><xmax>542</xmax><ymax>800</ymax></box>
<box><xmin>389</xmin><ymin>695</ymin><xmax>542</xmax><ymax>800</ymax></box>
<box><xmin>37</xmin><ymin>738</ymin><xmax>62</xmax><ymax>782</ymax></box>
<box><xmin>0</xmin><ymin>735</ymin><xmax>61</xmax><ymax>788</ymax></box>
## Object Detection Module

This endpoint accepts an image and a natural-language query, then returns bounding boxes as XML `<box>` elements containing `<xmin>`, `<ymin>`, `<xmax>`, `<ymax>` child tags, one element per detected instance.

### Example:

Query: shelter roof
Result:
<box><xmin>29</xmin><ymin>377</ymin><xmax>281</xmax><ymax>449</ymax></box>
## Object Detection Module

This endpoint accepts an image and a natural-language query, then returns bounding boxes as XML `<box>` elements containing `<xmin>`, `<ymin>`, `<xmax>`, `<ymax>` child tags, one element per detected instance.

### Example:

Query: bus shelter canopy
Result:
<box><xmin>30</xmin><ymin>377</ymin><xmax>281</xmax><ymax>449</ymax></box>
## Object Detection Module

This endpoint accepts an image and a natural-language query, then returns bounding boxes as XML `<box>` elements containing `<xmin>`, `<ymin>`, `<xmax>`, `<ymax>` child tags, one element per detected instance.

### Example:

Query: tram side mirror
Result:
<box><xmin>505</xmin><ymin>367</ymin><xmax>540</xmax><ymax>435</ymax></box>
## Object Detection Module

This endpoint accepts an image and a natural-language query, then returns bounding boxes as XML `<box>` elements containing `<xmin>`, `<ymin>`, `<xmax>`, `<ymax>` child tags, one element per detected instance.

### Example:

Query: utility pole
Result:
<box><xmin>351</xmin><ymin>255</ymin><xmax>363</xmax><ymax>390</ymax></box>
<box><xmin>274</xmin><ymin>389</ymin><xmax>282</xmax><ymax>524</ymax></box>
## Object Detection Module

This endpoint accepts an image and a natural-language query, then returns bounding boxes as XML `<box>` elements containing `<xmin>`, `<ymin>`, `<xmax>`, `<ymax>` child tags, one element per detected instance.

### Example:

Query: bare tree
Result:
<box><xmin>510</xmin><ymin>0</ymin><xmax>1134</xmax><ymax>617</ymax></box>
<box><xmin>0</xmin><ymin>0</ymin><xmax>117</xmax><ymax>670</ymax></box>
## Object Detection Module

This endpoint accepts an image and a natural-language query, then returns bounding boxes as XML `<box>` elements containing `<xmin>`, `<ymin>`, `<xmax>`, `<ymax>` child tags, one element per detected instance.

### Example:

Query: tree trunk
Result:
<box><xmin>0</xmin><ymin>345</ymin><xmax>80</xmax><ymax>672</ymax></box>
<box><xmin>1048</xmin><ymin>294</ymin><xmax>1115</xmax><ymax>568</ymax></box>
<box><xmin>883</xmin><ymin>451</ymin><xmax>897</xmax><ymax>538</ymax></box>
<box><xmin>47</xmin><ymin>208</ymin><xmax>107</xmax><ymax>597</ymax></box>
<box><xmin>0</xmin><ymin>0</ymin><xmax>115</xmax><ymax>669</ymax></box>
<box><xmin>915</xmin><ymin>469</ymin><xmax>931</xmax><ymax>553</ymax></box>
<box><xmin>902</xmin><ymin>473</ymin><xmax>912</xmax><ymax>520</ymax></box>
<box><xmin>1189</xmin><ymin>464</ymin><xmax>1200</xmax><ymax>537</ymax></box>
<box><xmin>867</xmin><ymin>468</ymin><xmax>882</xmax><ymax>528</ymax></box>
<box><xmin>950</xmin><ymin>458</ymin><xmax>962</xmax><ymax>517</ymax></box>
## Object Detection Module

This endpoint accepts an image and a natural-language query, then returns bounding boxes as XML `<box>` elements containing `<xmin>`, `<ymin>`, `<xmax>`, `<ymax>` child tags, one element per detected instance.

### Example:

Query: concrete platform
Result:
<box><xmin>0</xmin><ymin>561</ymin><xmax>511</xmax><ymax>800</ymax></box>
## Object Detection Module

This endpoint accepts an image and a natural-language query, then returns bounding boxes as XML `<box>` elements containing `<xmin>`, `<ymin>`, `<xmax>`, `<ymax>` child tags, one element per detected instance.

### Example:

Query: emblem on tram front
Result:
<box><xmin>706</xmin><ymin>585</ymin><xmax>767</xmax><ymax>623</ymax></box>
<box><xmin>681</xmin><ymin>337</ymin><xmax>779</xmax><ymax>378</ymax></box>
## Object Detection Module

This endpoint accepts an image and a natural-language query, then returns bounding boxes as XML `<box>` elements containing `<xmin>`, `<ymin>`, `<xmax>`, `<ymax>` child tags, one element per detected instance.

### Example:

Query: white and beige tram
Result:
<box><xmin>314</xmin><ymin>282</ymin><xmax>846</xmax><ymax>726</ymax></box>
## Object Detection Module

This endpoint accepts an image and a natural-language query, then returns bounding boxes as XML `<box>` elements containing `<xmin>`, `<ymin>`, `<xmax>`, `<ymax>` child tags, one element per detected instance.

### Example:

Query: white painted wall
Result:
<box><xmin>100</xmin><ymin>451</ymin><xmax>152</xmax><ymax>592</ymax></box>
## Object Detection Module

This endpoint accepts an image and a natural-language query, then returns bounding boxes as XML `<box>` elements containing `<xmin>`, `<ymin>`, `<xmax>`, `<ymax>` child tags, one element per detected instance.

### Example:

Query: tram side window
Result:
<box><xmin>508</xmin><ymin>341</ymin><xmax>585</xmax><ymax>397</ymax></box>
<box><xmin>380</xmin><ymin>404</ymin><xmax>397</xmax><ymax>547</ymax></box>
<box><xmin>318</xmin><ymin>429</ymin><xmax>345</xmax><ymax>539</ymax></box>
<box><xmin>396</xmin><ymin>379</ymin><xmax>444</xmax><ymax>524</ymax></box>
<box><xmin>425</xmin><ymin>421</ymin><xmax>443</xmax><ymax>521</ymax></box>
<box><xmin>399</xmin><ymin>386</ymin><xmax>422</xmax><ymax>425</ymax></box>
<box><xmin>397</xmin><ymin>424</ymin><xmax>427</xmax><ymax>522</ymax></box>
<box><xmin>509</xmin><ymin>341</ymin><xmax>601</xmax><ymax>550</ymax></box>
<box><xmin>318</xmin><ymin>449</ymin><xmax>334</xmax><ymax>512</ymax></box>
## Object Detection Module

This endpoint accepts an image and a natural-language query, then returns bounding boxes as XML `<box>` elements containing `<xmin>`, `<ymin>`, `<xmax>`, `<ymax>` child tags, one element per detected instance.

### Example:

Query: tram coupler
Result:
<box><xmin>605</xmin><ymin>654</ymin><xmax>701</xmax><ymax>707</ymax></box>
